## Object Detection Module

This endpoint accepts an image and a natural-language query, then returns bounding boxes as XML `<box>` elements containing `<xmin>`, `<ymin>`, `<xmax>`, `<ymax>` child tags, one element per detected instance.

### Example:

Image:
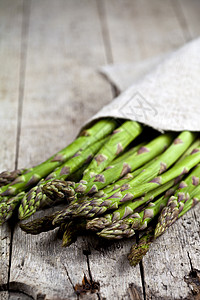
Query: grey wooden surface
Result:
<box><xmin>0</xmin><ymin>0</ymin><xmax>200</xmax><ymax>299</ymax></box>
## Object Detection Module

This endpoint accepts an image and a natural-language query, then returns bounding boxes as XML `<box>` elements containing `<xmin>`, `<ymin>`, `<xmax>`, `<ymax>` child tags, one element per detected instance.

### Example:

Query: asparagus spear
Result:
<box><xmin>19</xmin><ymin>212</ymin><xmax>58</xmax><ymax>234</ymax></box>
<box><xmin>94</xmin><ymin>154</ymin><xmax>160</xmax><ymax>198</ymax></box>
<box><xmin>128</xmin><ymin>183</ymin><xmax>200</xmax><ymax>266</ymax></box>
<box><xmin>95</xmin><ymin>138</ymin><xmax>200</xmax><ymax>198</ymax></box>
<box><xmin>18</xmin><ymin>137</ymin><xmax>107</xmax><ymax>220</ymax></box>
<box><xmin>43</xmin><ymin>133</ymin><xmax>174</xmax><ymax>204</ymax></box>
<box><xmin>128</xmin><ymin>179</ymin><xmax>200</xmax><ymax>266</ymax></box>
<box><xmin>108</xmin><ymin>142</ymin><xmax>145</xmax><ymax>166</ymax></box>
<box><xmin>43</xmin><ymin>152</ymin><xmax>157</xmax><ymax>205</ymax></box>
<box><xmin>178</xmin><ymin>188</ymin><xmax>200</xmax><ymax>218</ymax></box>
<box><xmin>127</xmin><ymin>227</ymin><xmax>155</xmax><ymax>267</ymax></box>
<box><xmin>176</xmin><ymin>138</ymin><xmax>200</xmax><ymax>163</ymax></box>
<box><xmin>0</xmin><ymin>118</ymin><xmax>117</xmax><ymax>198</ymax></box>
<box><xmin>24</xmin><ymin>163</ymin><xmax>165</xmax><ymax>235</ymax></box>
<box><xmin>0</xmin><ymin>169</ymin><xmax>29</xmax><ymax>187</ymax></box>
<box><xmin>112</xmin><ymin>131</ymin><xmax>197</xmax><ymax>189</ymax></box>
<box><xmin>97</xmin><ymin>190</ymin><xmax>175</xmax><ymax>240</ymax></box>
<box><xmin>78</xmin><ymin>131</ymin><xmax>196</xmax><ymax>195</ymax></box>
<box><xmin>53</xmin><ymin>144</ymin><xmax>200</xmax><ymax>224</ymax></box>
<box><xmin>20</xmin><ymin>214</ymin><xmax>86</xmax><ymax>248</ymax></box>
<box><xmin>0</xmin><ymin>192</ymin><xmax>25</xmax><ymax>225</ymax></box>
<box><xmin>44</xmin><ymin>131</ymin><xmax>195</xmax><ymax>208</ymax></box>
<box><xmin>98</xmin><ymin>162</ymin><xmax>200</xmax><ymax>240</ymax></box>
<box><xmin>128</xmin><ymin>191</ymin><xmax>200</xmax><ymax>266</ymax></box>
<box><xmin>41</xmin><ymin>142</ymin><xmax>144</xmax><ymax>203</ymax></box>
<box><xmin>155</xmin><ymin>164</ymin><xmax>200</xmax><ymax>238</ymax></box>
<box><xmin>66</xmin><ymin>164</ymin><xmax>90</xmax><ymax>183</ymax></box>
<box><xmin>62</xmin><ymin>220</ymin><xmax>86</xmax><ymax>247</ymax></box>
<box><xmin>42</xmin><ymin>159</ymin><xmax>157</xmax><ymax>225</ymax></box>
<box><xmin>86</xmin><ymin>139</ymin><xmax>200</xmax><ymax>231</ymax></box>
<box><xmin>86</xmin><ymin>178</ymin><xmax>180</xmax><ymax>231</ymax></box>
<box><xmin>81</xmin><ymin>121</ymin><xmax>143</xmax><ymax>182</ymax></box>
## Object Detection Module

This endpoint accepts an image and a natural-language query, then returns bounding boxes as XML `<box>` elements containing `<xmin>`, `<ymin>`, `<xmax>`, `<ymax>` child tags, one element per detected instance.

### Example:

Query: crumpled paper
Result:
<box><xmin>89</xmin><ymin>37</ymin><xmax>200</xmax><ymax>132</ymax></box>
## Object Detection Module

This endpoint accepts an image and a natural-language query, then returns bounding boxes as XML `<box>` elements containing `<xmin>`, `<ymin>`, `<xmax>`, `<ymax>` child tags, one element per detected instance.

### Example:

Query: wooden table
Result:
<box><xmin>0</xmin><ymin>1</ymin><xmax>200</xmax><ymax>299</ymax></box>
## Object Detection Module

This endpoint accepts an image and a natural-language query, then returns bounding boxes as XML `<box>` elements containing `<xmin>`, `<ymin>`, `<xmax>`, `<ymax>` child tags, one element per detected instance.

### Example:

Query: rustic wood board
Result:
<box><xmin>0</xmin><ymin>0</ymin><xmax>200</xmax><ymax>299</ymax></box>
<box><xmin>0</xmin><ymin>0</ymin><xmax>23</xmax><ymax>295</ymax></box>
<box><xmin>102</xmin><ymin>0</ymin><xmax>186</xmax><ymax>63</ymax></box>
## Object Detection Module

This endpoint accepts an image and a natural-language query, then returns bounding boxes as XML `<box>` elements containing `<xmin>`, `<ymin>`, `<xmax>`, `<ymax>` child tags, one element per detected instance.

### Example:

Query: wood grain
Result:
<box><xmin>103</xmin><ymin>0</ymin><xmax>186</xmax><ymax>63</ymax></box>
<box><xmin>0</xmin><ymin>0</ymin><xmax>23</xmax><ymax>294</ymax></box>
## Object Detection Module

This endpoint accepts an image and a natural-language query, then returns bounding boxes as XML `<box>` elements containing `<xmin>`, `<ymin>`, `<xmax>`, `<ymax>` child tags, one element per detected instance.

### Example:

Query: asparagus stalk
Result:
<box><xmin>94</xmin><ymin>154</ymin><xmax>160</xmax><ymax>198</ymax></box>
<box><xmin>128</xmin><ymin>191</ymin><xmax>200</xmax><ymax>266</ymax></box>
<box><xmin>42</xmin><ymin>159</ymin><xmax>157</xmax><ymax>226</ymax></box>
<box><xmin>43</xmin><ymin>153</ymin><xmax>157</xmax><ymax>208</ymax></box>
<box><xmin>42</xmin><ymin>142</ymin><xmax>144</xmax><ymax>203</ymax></box>
<box><xmin>112</xmin><ymin>131</ymin><xmax>197</xmax><ymax>189</ymax></box>
<box><xmin>53</xmin><ymin>145</ymin><xmax>200</xmax><ymax>224</ymax></box>
<box><xmin>62</xmin><ymin>220</ymin><xmax>86</xmax><ymax>247</ymax></box>
<box><xmin>128</xmin><ymin>178</ymin><xmax>200</xmax><ymax>266</ymax></box>
<box><xmin>81</xmin><ymin>121</ymin><xmax>143</xmax><ymax>182</ymax></box>
<box><xmin>86</xmin><ymin>178</ymin><xmax>180</xmax><ymax>231</ymax></box>
<box><xmin>0</xmin><ymin>192</ymin><xmax>25</xmax><ymax>225</ymax></box>
<box><xmin>127</xmin><ymin>227</ymin><xmax>155</xmax><ymax>267</ymax></box>
<box><xmin>47</xmin><ymin>138</ymin><xmax>200</xmax><ymax>202</ymax></box>
<box><xmin>176</xmin><ymin>138</ymin><xmax>200</xmax><ymax>163</ymax></box>
<box><xmin>178</xmin><ymin>188</ymin><xmax>200</xmax><ymax>218</ymax></box>
<box><xmin>98</xmin><ymin>162</ymin><xmax>200</xmax><ymax>240</ymax></box>
<box><xmin>97</xmin><ymin>190</ymin><xmax>175</xmax><ymax>240</ymax></box>
<box><xmin>24</xmin><ymin>168</ymin><xmax>164</xmax><ymax>236</ymax></box>
<box><xmin>20</xmin><ymin>214</ymin><xmax>86</xmax><ymax>248</ymax></box>
<box><xmin>0</xmin><ymin>118</ymin><xmax>117</xmax><ymax>198</ymax></box>
<box><xmin>19</xmin><ymin>212</ymin><xmax>58</xmax><ymax>234</ymax></box>
<box><xmin>108</xmin><ymin>142</ymin><xmax>145</xmax><ymax>166</ymax></box>
<box><xmin>43</xmin><ymin>133</ymin><xmax>174</xmax><ymax>204</ymax></box>
<box><xmin>86</xmin><ymin>139</ymin><xmax>200</xmax><ymax>231</ymax></box>
<box><xmin>155</xmin><ymin>165</ymin><xmax>200</xmax><ymax>238</ymax></box>
<box><xmin>75</xmin><ymin>134</ymin><xmax>175</xmax><ymax>195</ymax></box>
<box><xmin>78</xmin><ymin>131</ymin><xmax>196</xmax><ymax>195</ymax></box>
<box><xmin>18</xmin><ymin>137</ymin><xmax>107</xmax><ymax>220</ymax></box>
<box><xmin>66</xmin><ymin>163</ymin><xmax>90</xmax><ymax>183</ymax></box>
<box><xmin>128</xmin><ymin>182</ymin><xmax>200</xmax><ymax>266</ymax></box>
<box><xmin>0</xmin><ymin>168</ymin><xmax>29</xmax><ymax>187</ymax></box>
<box><xmin>105</xmin><ymin>137</ymin><xmax>200</xmax><ymax>198</ymax></box>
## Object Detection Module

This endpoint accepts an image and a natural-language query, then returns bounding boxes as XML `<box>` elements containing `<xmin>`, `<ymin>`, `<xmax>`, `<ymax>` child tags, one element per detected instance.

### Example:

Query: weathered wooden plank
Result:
<box><xmin>101</xmin><ymin>0</ymin><xmax>200</xmax><ymax>299</ymax></box>
<box><xmin>9</xmin><ymin>0</ymin><xmax>115</xmax><ymax>299</ymax></box>
<box><xmin>103</xmin><ymin>0</ymin><xmax>186</xmax><ymax>63</ymax></box>
<box><xmin>0</xmin><ymin>0</ymin><xmax>23</xmax><ymax>294</ymax></box>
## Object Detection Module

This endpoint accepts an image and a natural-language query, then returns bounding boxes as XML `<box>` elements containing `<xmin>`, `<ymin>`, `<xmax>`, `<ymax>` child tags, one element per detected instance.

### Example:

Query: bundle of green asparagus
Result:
<box><xmin>1</xmin><ymin>118</ymin><xmax>200</xmax><ymax>266</ymax></box>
